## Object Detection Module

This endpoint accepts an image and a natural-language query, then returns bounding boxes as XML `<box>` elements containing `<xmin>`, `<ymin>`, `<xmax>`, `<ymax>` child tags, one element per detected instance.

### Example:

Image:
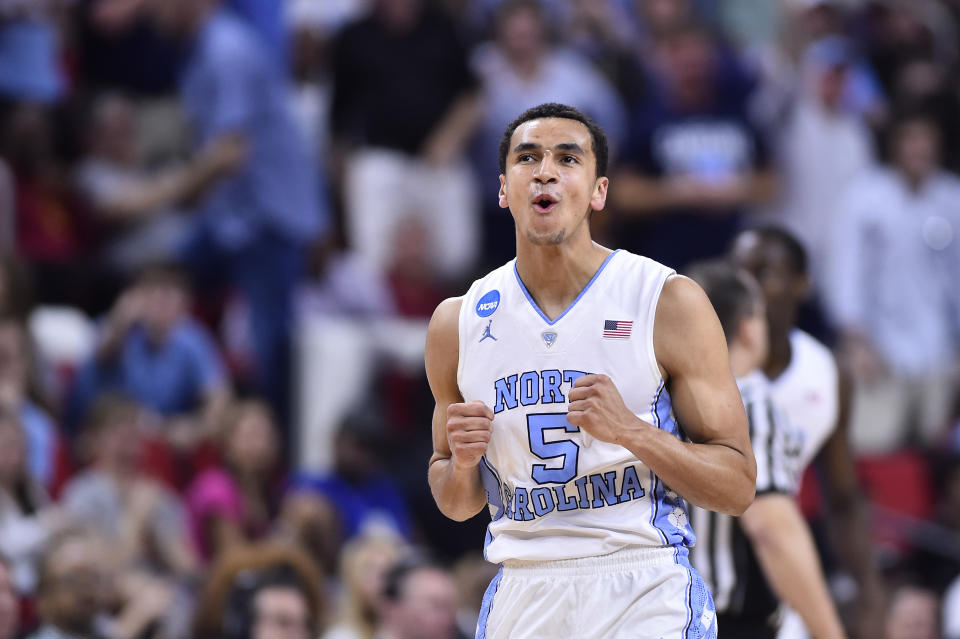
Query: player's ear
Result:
<box><xmin>590</xmin><ymin>176</ymin><xmax>609</xmax><ymax>212</ymax></box>
<box><xmin>498</xmin><ymin>175</ymin><xmax>508</xmax><ymax>209</ymax></box>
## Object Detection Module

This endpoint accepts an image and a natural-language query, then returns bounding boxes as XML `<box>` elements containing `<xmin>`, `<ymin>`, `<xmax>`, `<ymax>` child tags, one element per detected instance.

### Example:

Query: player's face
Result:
<box><xmin>499</xmin><ymin>118</ymin><xmax>608</xmax><ymax>247</ymax></box>
<box><xmin>730</xmin><ymin>232</ymin><xmax>807</xmax><ymax>333</ymax></box>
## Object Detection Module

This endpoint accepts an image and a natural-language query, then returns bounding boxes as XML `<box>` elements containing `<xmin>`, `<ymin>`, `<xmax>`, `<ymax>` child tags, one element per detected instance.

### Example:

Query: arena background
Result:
<box><xmin>0</xmin><ymin>0</ymin><xmax>958</xmax><ymax>637</ymax></box>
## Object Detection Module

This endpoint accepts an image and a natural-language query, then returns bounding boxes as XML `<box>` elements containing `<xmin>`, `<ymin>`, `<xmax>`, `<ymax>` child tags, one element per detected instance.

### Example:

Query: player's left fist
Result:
<box><xmin>567</xmin><ymin>374</ymin><xmax>644</xmax><ymax>445</ymax></box>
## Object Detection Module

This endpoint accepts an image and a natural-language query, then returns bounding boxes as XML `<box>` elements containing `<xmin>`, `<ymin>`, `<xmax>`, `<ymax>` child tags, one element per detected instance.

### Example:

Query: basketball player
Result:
<box><xmin>729</xmin><ymin>227</ymin><xmax>882</xmax><ymax>638</ymax></box>
<box><xmin>425</xmin><ymin>103</ymin><xmax>757</xmax><ymax>638</ymax></box>
<box><xmin>685</xmin><ymin>261</ymin><xmax>845</xmax><ymax>639</ymax></box>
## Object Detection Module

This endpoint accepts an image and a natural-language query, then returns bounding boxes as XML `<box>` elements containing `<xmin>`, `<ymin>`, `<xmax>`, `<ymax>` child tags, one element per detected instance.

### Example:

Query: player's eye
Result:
<box><xmin>518</xmin><ymin>153</ymin><xmax>536</xmax><ymax>162</ymax></box>
<box><xmin>561</xmin><ymin>155</ymin><xmax>578</xmax><ymax>164</ymax></box>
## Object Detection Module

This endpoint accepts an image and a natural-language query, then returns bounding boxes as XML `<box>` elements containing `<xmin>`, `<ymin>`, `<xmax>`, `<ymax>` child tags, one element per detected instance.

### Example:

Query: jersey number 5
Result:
<box><xmin>527</xmin><ymin>413</ymin><xmax>580</xmax><ymax>484</ymax></box>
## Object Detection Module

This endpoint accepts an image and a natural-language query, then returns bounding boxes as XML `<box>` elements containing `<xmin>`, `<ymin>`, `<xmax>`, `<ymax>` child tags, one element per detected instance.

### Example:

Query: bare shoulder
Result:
<box><xmin>653</xmin><ymin>275</ymin><xmax>728</xmax><ymax>378</ymax></box>
<box><xmin>425</xmin><ymin>297</ymin><xmax>463</xmax><ymax>395</ymax></box>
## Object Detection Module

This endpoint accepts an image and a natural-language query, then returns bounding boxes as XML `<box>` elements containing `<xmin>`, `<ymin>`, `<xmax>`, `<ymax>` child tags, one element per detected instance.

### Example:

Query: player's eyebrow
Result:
<box><xmin>554</xmin><ymin>142</ymin><xmax>585</xmax><ymax>155</ymax></box>
<box><xmin>512</xmin><ymin>142</ymin><xmax>585</xmax><ymax>154</ymax></box>
<box><xmin>513</xmin><ymin>142</ymin><xmax>541</xmax><ymax>154</ymax></box>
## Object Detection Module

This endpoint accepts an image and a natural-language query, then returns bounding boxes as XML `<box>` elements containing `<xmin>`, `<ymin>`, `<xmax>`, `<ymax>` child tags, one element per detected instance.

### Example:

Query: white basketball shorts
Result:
<box><xmin>476</xmin><ymin>546</ymin><xmax>716</xmax><ymax>639</ymax></box>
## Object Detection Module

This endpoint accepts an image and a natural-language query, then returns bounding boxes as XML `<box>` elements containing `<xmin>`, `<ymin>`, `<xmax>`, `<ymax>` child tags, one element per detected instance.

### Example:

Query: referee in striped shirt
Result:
<box><xmin>686</xmin><ymin>261</ymin><xmax>846</xmax><ymax>639</ymax></box>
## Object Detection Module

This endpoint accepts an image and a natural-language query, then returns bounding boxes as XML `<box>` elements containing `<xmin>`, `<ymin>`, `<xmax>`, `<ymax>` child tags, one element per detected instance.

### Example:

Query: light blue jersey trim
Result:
<box><xmin>648</xmin><ymin>379</ymin><xmax>668</xmax><ymax>545</ymax></box>
<box><xmin>649</xmin><ymin>379</ymin><xmax>697</xmax><ymax>548</ymax></box>
<box><xmin>512</xmin><ymin>250</ymin><xmax>620</xmax><ymax>326</ymax></box>
<box><xmin>479</xmin><ymin>456</ymin><xmax>505</xmax><ymax>559</ymax></box>
<box><xmin>476</xmin><ymin>568</ymin><xmax>503</xmax><ymax>639</ymax></box>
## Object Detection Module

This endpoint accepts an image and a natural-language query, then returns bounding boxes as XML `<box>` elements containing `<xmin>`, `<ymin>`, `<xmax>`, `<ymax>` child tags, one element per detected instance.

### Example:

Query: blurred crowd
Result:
<box><xmin>0</xmin><ymin>0</ymin><xmax>959</xmax><ymax>637</ymax></box>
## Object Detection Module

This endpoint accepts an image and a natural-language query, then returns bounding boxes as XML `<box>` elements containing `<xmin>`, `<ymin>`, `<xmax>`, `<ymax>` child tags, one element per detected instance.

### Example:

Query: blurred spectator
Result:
<box><xmin>451</xmin><ymin>553</ymin><xmax>499</xmax><ymax>639</ymax></box>
<box><xmin>563</xmin><ymin>0</ymin><xmax>638</xmax><ymax>86</ymax></box>
<box><xmin>772</xmin><ymin>36</ymin><xmax>875</xmax><ymax>292</ymax></box>
<box><xmin>892</xmin><ymin>55</ymin><xmax>960</xmax><ymax>174</ymax></box>
<box><xmin>322</xmin><ymin>534</ymin><xmax>405</xmax><ymax>639</ymax></box>
<box><xmin>285</xmin><ymin>0</ymin><xmax>370</xmax><ymax>37</ymax></box>
<box><xmin>387</xmin><ymin>217</ymin><xmax>450</xmax><ymax>319</ymax></box>
<box><xmin>635</xmin><ymin>0</ymin><xmax>697</xmax><ymax>46</ymax></box>
<box><xmin>885</xmin><ymin>582</ymin><xmax>941</xmax><ymax>639</ymax></box>
<box><xmin>471</xmin><ymin>0</ymin><xmax>626</xmax><ymax>265</ymax></box>
<box><xmin>612</xmin><ymin>22</ymin><xmax>776</xmax><ymax>270</ymax></box>
<box><xmin>192</xmin><ymin>541</ymin><xmax>325</xmax><ymax>639</ymax></box>
<box><xmin>291</xmin><ymin>409</ymin><xmax>412</xmax><ymax>543</ymax></box>
<box><xmin>0</xmin><ymin>0</ymin><xmax>68</xmax><ymax>103</ymax></box>
<box><xmin>376</xmin><ymin>556</ymin><xmax>460</xmax><ymax>639</ymax></box>
<box><xmin>331</xmin><ymin>0</ymin><xmax>482</xmax><ymax>281</ymax></box>
<box><xmin>0</xmin><ymin>554</ymin><xmax>15</xmax><ymax>639</ymax></box>
<box><xmin>946</xmin><ymin>572</ymin><xmax>960</xmax><ymax>639</ymax></box>
<box><xmin>751</xmin><ymin>2</ymin><xmax>886</xmax><ymax>131</ymax></box>
<box><xmin>0</xmin><ymin>408</ymin><xmax>60</xmax><ymax>596</ymax></box>
<box><xmin>30</xmin><ymin>531</ymin><xmax>174</xmax><ymax>639</ymax></box>
<box><xmin>28</xmin><ymin>534</ymin><xmax>106</xmax><ymax>639</ymax></box>
<box><xmin>61</xmin><ymin>396</ymin><xmax>196</xmax><ymax>579</ymax></box>
<box><xmin>76</xmin><ymin>0</ymin><xmax>181</xmax><ymax>96</ymax></box>
<box><xmin>827</xmin><ymin>111</ymin><xmax>960</xmax><ymax>453</ymax></box>
<box><xmin>1</xmin><ymin>104</ymin><xmax>97</xmax><ymax>309</ymax></box>
<box><xmin>864</xmin><ymin>1</ymin><xmax>958</xmax><ymax>99</ymax></box>
<box><xmin>228</xmin><ymin>0</ymin><xmax>289</xmax><ymax>64</ymax></box>
<box><xmin>186</xmin><ymin>400</ymin><xmax>281</xmax><ymax>562</ymax></box>
<box><xmin>0</xmin><ymin>253</ymin><xmax>34</xmax><ymax>321</ymax></box>
<box><xmin>68</xmin><ymin>263</ymin><xmax>229</xmax><ymax>449</ymax></box>
<box><xmin>276</xmin><ymin>490</ymin><xmax>342</xmax><ymax>578</ymax></box>
<box><xmin>0</xmin><ymin>315</ymin><xmax>58</xmax><ymax>490</ymax></box>
<box><xmin>0</xmin><ymin>159</ymin><xmax>12</xmax><ymax>251</ymax></box>
<box><xmin>74</xmin><ymin>93</ymin><xmax>243</xmax><ymax>278</ymax></box>
<box><xmin>144</xmin><ymin>0</ymin><xmax>326</xmax><ymax>425</ymax></box>
<box><xmin>295</xmin><ymin>237</ymin><xmax>395</xmax><ymax>319</ymax></box>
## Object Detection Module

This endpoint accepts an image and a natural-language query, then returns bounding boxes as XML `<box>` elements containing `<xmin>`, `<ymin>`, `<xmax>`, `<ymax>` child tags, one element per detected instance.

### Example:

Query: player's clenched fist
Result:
<box><xmin>446</xmin><ymin>401</ymin><xmax>494</xmax><ymax>470</ymax></box>
<box><xmin>567</xmin><ymin>374</ymin><xmax>648</xmax><ymax>445</ymax></box>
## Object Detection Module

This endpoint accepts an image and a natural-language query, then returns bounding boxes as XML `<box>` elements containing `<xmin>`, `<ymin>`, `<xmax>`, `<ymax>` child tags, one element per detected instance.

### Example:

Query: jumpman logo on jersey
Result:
<box><xmin>480</xmin><ymin>320</ymin><xmax>497</xmax><ymax>342</ymax></box>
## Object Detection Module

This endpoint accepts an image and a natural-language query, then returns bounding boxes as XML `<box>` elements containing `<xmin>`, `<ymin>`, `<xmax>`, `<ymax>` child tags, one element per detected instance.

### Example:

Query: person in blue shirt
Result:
<box><xmin>290</xmin><ymin>408</ymin><xmax>412</xmax><ymax>542</ymax></box>
<box><xmin>611</xmin><ymin>22</ymin><xmax>777</xmax><ymax>271</ymax></box>
<box><xmin>69</xmin><ymin>263</ymin><xmax>230</xmax><ymax>452</ymax></box>
<box><xmin>143</xmin><ymin>0</ymin><xmax>326</xmax><ymax>427</ymax></box>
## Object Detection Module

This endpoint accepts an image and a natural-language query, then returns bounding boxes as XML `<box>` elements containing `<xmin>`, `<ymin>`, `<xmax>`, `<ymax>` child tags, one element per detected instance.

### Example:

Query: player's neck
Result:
<box><xmin>763</xmin><ymin>330</ymin><xmax>793</xmax><ymax>380</ymax></box>
<box><xmin>515</xmin><ymin>238</ymin><xmax>612</xmax><ymax>321</ymax></box>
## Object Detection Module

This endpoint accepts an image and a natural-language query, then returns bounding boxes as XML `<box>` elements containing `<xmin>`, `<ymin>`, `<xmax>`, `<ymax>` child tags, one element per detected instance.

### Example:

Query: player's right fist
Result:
<box><xmin>446</xmin><ymin>401</ymin><xmax>494</xmax><ymax>470</ymax></box>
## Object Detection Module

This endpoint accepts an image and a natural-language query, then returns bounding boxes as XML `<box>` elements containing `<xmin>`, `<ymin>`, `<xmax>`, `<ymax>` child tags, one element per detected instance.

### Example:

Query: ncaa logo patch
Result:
<box><xmin>541</xmin><ymin>331</ymin><xmax>557</xmax><ymax>348</ymax></box>
<box><xmin>476</xmin><ymin>290</ymin><xmax>501</xmax><ymax>317</ymax></box>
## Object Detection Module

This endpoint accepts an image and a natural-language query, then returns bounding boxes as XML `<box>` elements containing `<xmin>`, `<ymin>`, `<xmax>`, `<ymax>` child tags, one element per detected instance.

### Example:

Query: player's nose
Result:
<box><xmin>533</xmin><ymin>153</ymin><xmax>559</xmax><ymax>183</ymax></box>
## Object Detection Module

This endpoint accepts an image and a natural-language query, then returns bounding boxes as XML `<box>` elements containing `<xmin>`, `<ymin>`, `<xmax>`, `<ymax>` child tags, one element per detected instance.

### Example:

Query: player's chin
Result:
<box><xmin>525</xmin><ymin>226</ymin><xmax>566</xmax><ymax>246</ymax></box>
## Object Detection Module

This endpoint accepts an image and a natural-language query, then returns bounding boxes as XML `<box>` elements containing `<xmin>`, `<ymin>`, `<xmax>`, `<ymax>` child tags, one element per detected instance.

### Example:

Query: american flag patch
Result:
<box><xmin>603</xmin><ymin>320</ymin><xmax>633</xmax><ymax>339</ymax></box>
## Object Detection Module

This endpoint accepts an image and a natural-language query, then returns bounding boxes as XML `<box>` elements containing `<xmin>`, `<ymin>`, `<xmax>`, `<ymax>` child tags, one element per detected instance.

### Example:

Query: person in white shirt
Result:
<box><xmin>826</xmin><ymin>111</ymin><xmax>960</xmax><ymax>453</ymax></box>
<box><xmin>771</xmin><ymin>36</ymin><xmax>875</xmax><ymax>293</ymax></box>
<box><xmin>731</xmin><ymin>226</ymin><xmax>883</xmax><ymax>639</ymax></box>
<box><xmin>686</xmin><ymin>259</ymin><xmax>844</xmax><ymax>639</ymax></box>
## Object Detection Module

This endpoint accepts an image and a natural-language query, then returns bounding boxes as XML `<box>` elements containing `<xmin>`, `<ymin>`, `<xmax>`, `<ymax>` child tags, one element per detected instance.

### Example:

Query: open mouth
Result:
<box><xmin>532</xmin><ymin>194</ymin><xmax>558</xmax><ymax>213</ymax></box>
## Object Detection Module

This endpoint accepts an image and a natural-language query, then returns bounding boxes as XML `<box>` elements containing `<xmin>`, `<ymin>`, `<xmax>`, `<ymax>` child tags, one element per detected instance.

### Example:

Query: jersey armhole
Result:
<box><xmin>646</xmin><ymin>269</ymin><xmax>677</xmax><ymax>383</ymax></box>
<box><xmin>456</xmin><ymin>288</ymin><xmax>474</xmax><ymax>390</ymax></box>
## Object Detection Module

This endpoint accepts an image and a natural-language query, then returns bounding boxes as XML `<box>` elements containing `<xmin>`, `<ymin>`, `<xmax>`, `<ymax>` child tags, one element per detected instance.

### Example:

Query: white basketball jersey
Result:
<box><xmin>457</xmin><ymin>250</ymin><xmax>696</xmax><ymax>564</ymax></box>
<box><xmin>767</xmin><ymin>329</ymin><xmax>839</xmax><ymax>470</ymax></box>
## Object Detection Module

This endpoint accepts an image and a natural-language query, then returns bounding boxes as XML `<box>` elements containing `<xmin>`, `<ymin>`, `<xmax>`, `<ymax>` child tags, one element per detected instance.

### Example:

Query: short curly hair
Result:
<box><xmin>498</xmin><ymin>103</ymin><xmax>609</xmax><ymax>178</ymax></box>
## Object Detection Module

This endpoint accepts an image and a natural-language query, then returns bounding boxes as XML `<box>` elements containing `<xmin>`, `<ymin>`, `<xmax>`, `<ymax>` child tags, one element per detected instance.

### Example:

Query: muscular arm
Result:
<box><xmin>740</xmin><ymin>494</ymin><xmax>846</xmax><ymax>639</ymax></box>
<box><xmin>568</xmin><ymin>276</ymin><xmax>756</xmax><ymax>515</ymax></box>
<box><xmin>426</xmin><ymin>297</ymin><xmax>489</xmax><ymax>522</ymax></box>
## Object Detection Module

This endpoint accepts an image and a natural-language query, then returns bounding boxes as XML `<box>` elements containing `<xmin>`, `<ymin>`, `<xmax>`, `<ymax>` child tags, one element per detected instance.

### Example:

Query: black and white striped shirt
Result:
<box><xmin>689</xmin><ymin>370</ymin><xmax>804</xmax><ymax>623</ymax></box>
